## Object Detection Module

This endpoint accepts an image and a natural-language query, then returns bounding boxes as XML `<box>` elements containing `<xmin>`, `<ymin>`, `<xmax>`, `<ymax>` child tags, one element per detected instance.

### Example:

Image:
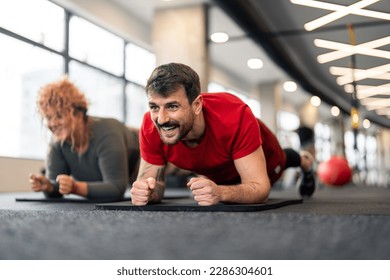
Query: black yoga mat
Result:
<box><xmin>14</xmin><ymin>188</ymin><xmax>192</xmax><ymax>203</ymax></box>
<box><xmin>15</xmin><ymin>195</ymin><xmax>110</xmax><ymax>203</ymax></box>
<box><xmin>95</xmin><ymin>197</ymin><xmax>303</xmax><ymax>212</ymax></box>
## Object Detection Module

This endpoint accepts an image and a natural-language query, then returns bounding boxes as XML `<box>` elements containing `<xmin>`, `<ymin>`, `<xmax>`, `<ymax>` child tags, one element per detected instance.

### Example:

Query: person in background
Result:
<box><xmin>130</xmin><ymin>63</ymin><xmax>315</xmax><ymax>206</ymax></box>
<box><xmin>296</xmin><ymin>125</ymin><xmax>316</xmax><ymax>159</ymax></box>
<box><xmin>29</xmin><ymin>77</ymin><xmax>139</xmax><ymax>202</ymax></box>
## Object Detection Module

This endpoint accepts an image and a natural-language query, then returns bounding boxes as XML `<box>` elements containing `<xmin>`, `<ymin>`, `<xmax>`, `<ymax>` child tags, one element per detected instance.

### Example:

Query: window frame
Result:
<box><xmin>0</xmin><ymin>0</ymin><xmax>155</xmax><ymax>159</ymax></box>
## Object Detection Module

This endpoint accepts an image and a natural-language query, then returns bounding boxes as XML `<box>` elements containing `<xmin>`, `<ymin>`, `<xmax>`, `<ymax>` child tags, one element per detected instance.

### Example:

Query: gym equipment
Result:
<box><xmin>317</xmin><ymin>156</ymin><xmax>352</xmax><ymax>186</ymax></box>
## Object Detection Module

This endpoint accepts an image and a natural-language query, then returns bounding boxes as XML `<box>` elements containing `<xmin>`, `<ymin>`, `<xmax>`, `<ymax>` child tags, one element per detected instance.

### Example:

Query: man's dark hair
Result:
<box><xmin>145</xmin><ymin>63</ymin><xmax>201</xmax><ymax>104</ymax></box>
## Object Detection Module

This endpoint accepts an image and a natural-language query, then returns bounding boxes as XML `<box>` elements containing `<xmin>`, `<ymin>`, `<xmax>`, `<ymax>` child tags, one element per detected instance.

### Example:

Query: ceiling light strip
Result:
<box><xmin>316</xmin><ymin>37</ymin><xmax>390</xmax><ymax>63</ymax></box>
<box><xmin>360</xmin><ymin>97</ymin><xmax>384</xmax><ymax>105</ymax></box>
<box><xmin>358</xmin><ymin>91</ymin><xmax>390</xmax><ymax>99</ymax></box>
<box><xmin>358</xmin><ymin>83</ymin><xmax>390</xmax><ymax>94</ymax></box>
<box><xmin>363</xmin><ymin>98</ymin><xmax>390</xmax><ymax>106</ymax></box>
<box><xmin>376</xmin><ymin>108</ymin><xmax>390</xmax><ymax>115</ymax></box>
<box><xmin>292</xmin><ymin>0</ymin><xmax>390</xmax><ymax>21</ymax></box>
<box><xmin>303</xmin><ymin>0</ymin><xmax>380</xmax><ymax>31</ymax></box>
<box><xmin>343</xmin><ymin>84</ymin><xmax>390</xmax><ymax>99</ymax></box>
<box><xmin>366</xmin><ymin>104</ymin><xmax>390</xmax><ymax>110</ymax></box>
<box><xmin>291</xmin><ymin>0</ymin><xmax>389</xmax><ymax>31</ymax></box>
<box><xmin>336</xmin><ymin>63</ymin><xmax>390</xmax><ymax>85</ymax></box>
<box><xmin>330</xmin><ymin>66</ymin><xmax>390</xmax><ymax>80</ymax></box>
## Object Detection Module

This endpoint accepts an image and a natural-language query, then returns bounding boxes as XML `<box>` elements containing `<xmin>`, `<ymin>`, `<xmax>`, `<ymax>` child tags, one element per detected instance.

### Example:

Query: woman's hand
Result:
<box><xmin>29</xmin><ymin>173</ymin><xmax>54</xmax><ymax>193</ymax></box>
<box><xmin>56</xmin><ymin>174</ymin><xmax>76</xmax><ymax>195</ymax></box>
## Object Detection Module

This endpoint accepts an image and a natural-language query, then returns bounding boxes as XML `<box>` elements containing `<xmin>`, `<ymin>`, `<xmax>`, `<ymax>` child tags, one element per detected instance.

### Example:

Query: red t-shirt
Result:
<box><xmin>140</xmin><ymin>92</ymin><xmax>286</xmax><ymax>185</ymax></box>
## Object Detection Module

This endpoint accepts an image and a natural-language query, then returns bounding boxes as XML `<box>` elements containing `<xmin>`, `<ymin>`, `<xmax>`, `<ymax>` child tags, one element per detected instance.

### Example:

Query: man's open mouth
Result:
<box><xmin>161</xmin><ymin>125</ymin><xmax>177</xmax><ymax>131</ymax></box>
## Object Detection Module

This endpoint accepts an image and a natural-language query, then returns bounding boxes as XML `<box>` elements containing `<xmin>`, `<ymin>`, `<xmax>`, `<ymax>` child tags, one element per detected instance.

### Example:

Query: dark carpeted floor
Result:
<box><xmin>0</xmin><ymin>185</ymin><xmax>389</xmax><ymax>260</ymax></box>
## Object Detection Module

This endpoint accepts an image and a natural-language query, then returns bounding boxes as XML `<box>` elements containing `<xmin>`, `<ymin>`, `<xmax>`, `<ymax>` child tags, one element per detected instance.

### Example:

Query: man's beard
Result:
<box><xmin>156</xmin><ymin>120</ymin><xmax>192</xmax><ymax>145</ymax></box>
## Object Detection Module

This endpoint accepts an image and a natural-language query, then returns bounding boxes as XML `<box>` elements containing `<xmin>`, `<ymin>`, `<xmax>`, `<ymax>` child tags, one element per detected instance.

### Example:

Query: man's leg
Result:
<box><xmin>284</xmin><ymin>148</ymin><xmax>316</xmax><ymax>197</ymax></box>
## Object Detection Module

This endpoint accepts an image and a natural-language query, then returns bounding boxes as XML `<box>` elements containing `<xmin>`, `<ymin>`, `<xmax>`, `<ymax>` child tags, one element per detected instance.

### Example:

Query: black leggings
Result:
<box><xmin>284</xmin><ymin>148</ymin><xmax>301</xmax><ymax>169</ymax></box>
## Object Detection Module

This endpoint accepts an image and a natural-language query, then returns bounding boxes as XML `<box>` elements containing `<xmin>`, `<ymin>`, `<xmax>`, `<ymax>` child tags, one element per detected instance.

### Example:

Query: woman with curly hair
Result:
<box><xmin>29</xmin><ymin>77</ymin><xmax>139</xmax><ymax>202</ymax></box>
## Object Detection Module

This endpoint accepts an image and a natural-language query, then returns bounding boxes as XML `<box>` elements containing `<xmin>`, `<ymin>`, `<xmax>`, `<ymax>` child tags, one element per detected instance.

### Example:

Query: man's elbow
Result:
<box><xmin>255</xmin><ymin>181</ymin><xmax>271</xmax><ymax>204</ymax></box>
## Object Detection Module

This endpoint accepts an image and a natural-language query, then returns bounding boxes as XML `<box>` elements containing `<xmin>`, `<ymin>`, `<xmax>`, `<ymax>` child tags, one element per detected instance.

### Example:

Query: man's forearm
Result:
<box><xmin>220</xmin><ymin>182</ymin><xmax>269</xmax><ymax>204</ymax></box>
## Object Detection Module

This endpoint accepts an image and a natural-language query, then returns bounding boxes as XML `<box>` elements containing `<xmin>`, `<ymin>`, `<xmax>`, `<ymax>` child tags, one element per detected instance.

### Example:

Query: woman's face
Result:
<box><xmin>44</xmin><ymin>112</ymin><xmax>73</xmax><ymax>142</ymax></box>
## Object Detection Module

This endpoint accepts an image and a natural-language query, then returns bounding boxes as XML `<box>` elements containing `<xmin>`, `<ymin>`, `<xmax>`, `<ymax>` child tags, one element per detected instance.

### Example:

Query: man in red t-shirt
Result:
<box><xmin>131</xmin><ymin>63</ymin><xmax>315</xmax><ymax>206</ymax></box>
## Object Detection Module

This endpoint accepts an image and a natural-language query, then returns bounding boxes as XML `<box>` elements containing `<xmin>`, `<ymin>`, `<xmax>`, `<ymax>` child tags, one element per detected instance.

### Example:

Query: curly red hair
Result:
<box><xmin>37</xmin><ymin>77</ymin><xmax>88</xmax><ymax>118</ymax></box>
<box><xmin>37</xmin><ymin>77</ymin><xmax>90</xmax><ymax>152</ymax></box>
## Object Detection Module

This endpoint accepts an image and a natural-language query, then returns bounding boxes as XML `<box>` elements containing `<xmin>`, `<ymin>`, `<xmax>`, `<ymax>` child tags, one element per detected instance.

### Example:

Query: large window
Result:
<box><xmin>0</xmin><ymin>34</ymin><xmax>63</xmax><ymax>159</ymax></box>
<box><xmin>277</xmin><ymin>111</ymin><xmax>300</xmax><ymax>150</ymax></box>
<box><xmin>0</xmin><ymin>0</ymin><xmax>155</xmax><ymax>159</ymax></box>
<box><xmin>0</xmin><ymin>0</ymin><xmax>64</xmax><ymax>52</ymax></box>
<box><xmin>125</xmin><ymin>43</ymin><xmax>155</xmax><ymax>127</ymax></box>
<box><xmin>126</xmin><ymin>84</ymin><xmax>149</xmax><ymax>128</ymax></box>
<box><xmin>365</xmin><ymin>135</ymin><xmax>378</xmax><ymax>185</ymax></box>
<box><xmin>126</xmin><ymin>43</ymin><xmax>156</xmax><ymax>86</ymax></box>
<box><xmin>315</xmin><ymin>123</ymin><xmax>331</xmax><ymax>163</ymax></box>
<box><xmin>69</xmin><ymin>16</ymin><xmax>124</xmax><ymax>76</ymax></box>
<box><xmin>345</xmin><ymin>130</ymin><xmax>378</xmax><ymax>184</ymax></box>
<box><xmin>69</xmin><ymin>61</ymin><xmax>125</xmax><ymax>122</ymax></box>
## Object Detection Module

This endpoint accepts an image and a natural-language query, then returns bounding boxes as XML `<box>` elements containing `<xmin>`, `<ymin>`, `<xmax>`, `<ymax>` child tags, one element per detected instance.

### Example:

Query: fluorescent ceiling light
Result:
<box><xmin>315</xmin><ymin>37</ymin><xmax>390</xmax><ymax>63</ymax></box>
<box><xmin>247</xmin><ymin>58</ymin><xmax>263</xmax><ymax>69</ymax></box>
<box><xmin>358</xmin><ymin>82</ymin><xmax>390</xmax><ymax>95</ymax></box>
<box><xmin>360</xmin><ymin>97</ymin><xmax>384</xmax><ymax>105</ymax></box>
<box><xmin>336</xmin><ymin>63</ymin><xmax>390</xmax><ymax>85</ymax></box>
<box><xmin>290</xmin><ymin>0</ymin><xmax>390</xmax><ymax>31</ymax></box>
<box><xmin>291</xmin><ymin>0</ymin><xmax>390</xmax><ymax>119</ymax></box>
<box><xmin>343</xmin><ymin>84</ymin><xmax>354</xmax><ymax>93</ymax></box>
<box><xmin>310</xmin><ymin>95</ymin><xmax>321</xmax><ymax>106</ymax></box>
<box><xmin>362</xmin><ymin>98</ymin><xmax>390</xmax><ymax>107</ymax></box>
<box><xmin>330</xmin><ymin>66</ymin><xmax>390</xmax><ymax>80</ymax></box>
<box><xmin>343</xmin><ymin>84</ymin><xmax>390</xmax><ymax>99</ymax></box>
<box><xmin>362</xmin><ymin>119</ymin><xmax>371</xmax><ymax>129</ymax></box>
<box><xmin>366</xmin><ymin>103</ymin><xmax>390</xmax><ymax>110</ymax></box>
<box><xmin>330</xmin><ymin>66</ymin><xmax>356</xmax><ymax>76</ymax></box>
<box><xmin>344</xmin><ymin>84</ymin><xmax>371</xmax><ymax>94</ymax></box>
<box><xmin>358</xmin><ymin>90</ymin><xmax>390</xmax><ymax>99</ymax></box>
<box><xmin>376</xmin><ymin>108</ymin><xmax>390</xmax><ymax>115</ymax></box>
<box><xmin>364</xmin><ymin>96</ymin><xmax>390</xmax><ymax>110</ymax></box>
<box><xmin>210</xmin><ymin>32</ymin><xmax>229</xmax><ymax>43</ymax></box>
<box><xmin>283</xmin><ymin>81</ymin><xmax>298</xmax><ymax>92</ymax></box>
<box><xmin>331</xmin><ymin>106</ymin><xmax>340</xmax><ymax>117</ymax></box>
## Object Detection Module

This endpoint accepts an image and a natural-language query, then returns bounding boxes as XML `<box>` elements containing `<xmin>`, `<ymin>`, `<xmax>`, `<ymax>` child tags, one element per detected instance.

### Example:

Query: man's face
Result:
<box><xmin>148</xmin><ymin>87</ymin><xmax>197</xmax><ymax>145</ymax></box>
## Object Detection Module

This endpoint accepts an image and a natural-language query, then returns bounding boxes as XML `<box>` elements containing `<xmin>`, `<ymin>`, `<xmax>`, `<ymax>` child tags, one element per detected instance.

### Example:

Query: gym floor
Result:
<box><xmin>0</xmin><ymin>184</ymin><xmax>389</xmax><ymax>260</ymax></box>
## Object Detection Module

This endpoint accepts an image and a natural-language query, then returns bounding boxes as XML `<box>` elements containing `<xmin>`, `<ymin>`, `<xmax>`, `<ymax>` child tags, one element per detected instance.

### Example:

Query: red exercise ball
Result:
<box><xmin>317</xmin><ymin>156</ymin><xmax>352</xmax><ymax>186</ymax></box>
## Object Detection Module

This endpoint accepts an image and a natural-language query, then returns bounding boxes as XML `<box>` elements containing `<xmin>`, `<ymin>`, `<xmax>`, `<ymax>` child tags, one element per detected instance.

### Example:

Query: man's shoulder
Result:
<box><xmin>140</xmin><ymin>113</ymin><xmax>157</xmax><ymax>133</ymax></box>
<box><xmin>203</xmin><ymin>92</ymin><xmax>250</xmax><ymax>122</ymax></box>
<box><xmin>202</xmin><ymin>92</ymin><xmax>243</xmax><ymax>102</ymax></box>
<box><xmin>203</xmin><ymin>92</ymin><xmax>247</xmax><ymax>111</ymax></box>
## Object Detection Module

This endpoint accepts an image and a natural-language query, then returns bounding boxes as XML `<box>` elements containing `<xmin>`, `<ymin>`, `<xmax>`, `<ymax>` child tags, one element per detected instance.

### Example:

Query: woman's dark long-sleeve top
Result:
<box><xmin>45</xmin><ymin>117</ymin><xmax>139</xmax><ymax>201</ymax></box>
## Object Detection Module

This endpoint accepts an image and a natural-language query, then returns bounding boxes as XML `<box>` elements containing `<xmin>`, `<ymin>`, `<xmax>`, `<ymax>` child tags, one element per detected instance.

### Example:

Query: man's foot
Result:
<box><xmin>298</xmin><ymin>170</ymin><xmax>316</xmax><ymax>197</ymax></box>
<box><xmin>300</xmin><ymin>150</ymin><xmax>315</xmax><ymax>172</ymax></box>
<box><xmin>298</xmin><ymin>150</ymin><xmax>316</xmax><ymax>197</ymax></box>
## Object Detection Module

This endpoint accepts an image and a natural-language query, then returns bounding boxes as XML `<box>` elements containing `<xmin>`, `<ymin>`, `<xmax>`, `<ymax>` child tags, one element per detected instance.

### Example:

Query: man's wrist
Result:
<box><xmin>150</xmin><ymin>184</ymin><xmax>164</xmax><ymax>202</ymax></box>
